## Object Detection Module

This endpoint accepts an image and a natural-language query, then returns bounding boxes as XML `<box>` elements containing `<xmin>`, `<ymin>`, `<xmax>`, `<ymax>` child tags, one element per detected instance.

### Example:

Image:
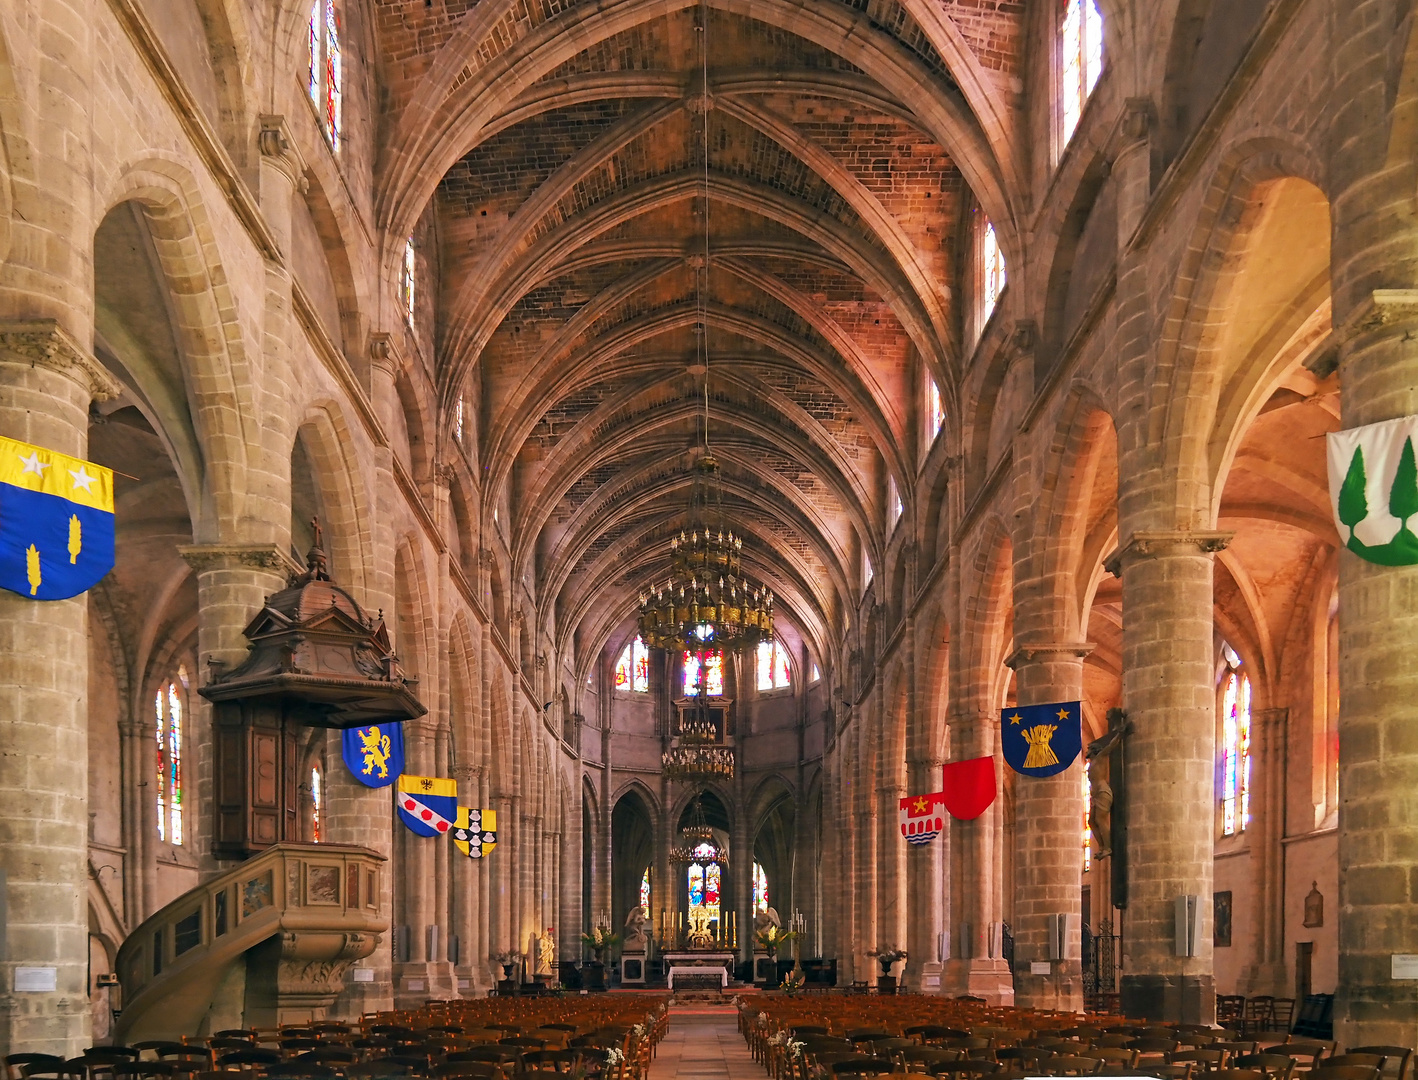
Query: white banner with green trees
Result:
<box><xmin>1328</xmin><ymin>415</ymin><xmax>1418</xmax><ymax>566</ymax></box>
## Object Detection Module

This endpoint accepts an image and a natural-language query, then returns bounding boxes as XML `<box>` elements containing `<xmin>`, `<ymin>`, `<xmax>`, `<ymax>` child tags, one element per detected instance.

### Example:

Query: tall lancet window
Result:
<box><xmin>753</xmin><ymin>862</ymin><xmax>769</xmax><ymax>913</ymax></box>
<box><xmin>1219</xmin><ymin>644</ymin><xmax>1252</xmax><ymax>836</ymax></box>
<box><xmin>982</xmin><ymin>219</ymin><xmax>1006</xmax><ymax>323</ymax></box>
<box><xmin>155</xmin><ymin>667</ymin><xmax>187</xmax><ymax>845</ymax></box>
<box><xmin>1061</xmin><ymin>0</ymin><xmax>1103</xmax><ymax>144</ymax></box>
<box><xmin>308</xmin><ymin>0</ymin><xmax>342</xmax><ymax>152</ymax></box>
<box><xmin>402</xmin><ymin>238</ymin><xmax>417</xmax><ymax>328</ymax></box>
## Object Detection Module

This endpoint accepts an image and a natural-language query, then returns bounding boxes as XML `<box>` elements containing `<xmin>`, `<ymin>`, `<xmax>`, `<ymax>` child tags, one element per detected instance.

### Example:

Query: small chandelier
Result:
<box><xmin>662</xmin><ymin>740</ymin><xmax>735</xmax><ymax>783</ymax></box>
<box><xmin>637</xmin><ymin>456</ymin><xmax>774</xmax><ymax>652</ymax></box>
<box><xmin>669</xmin><ymin>797</ymin><xmax>730</xmax><ymax>866</ymax></box>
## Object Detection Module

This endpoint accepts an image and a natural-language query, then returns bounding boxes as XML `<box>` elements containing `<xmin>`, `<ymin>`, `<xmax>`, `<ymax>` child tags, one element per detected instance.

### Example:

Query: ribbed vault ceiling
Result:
<box><xmin>386</xmin><ymin>0</ymin><xmax>1024</xmax><ymax>669</ymax></box>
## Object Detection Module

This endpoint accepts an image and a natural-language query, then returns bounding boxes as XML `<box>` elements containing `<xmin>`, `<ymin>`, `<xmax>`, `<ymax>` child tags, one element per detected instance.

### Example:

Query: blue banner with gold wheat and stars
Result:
<box><xmin>1001</xmin><ymin>701</ymin><xmax>1082</xmax><ymax>778</ymax></box>
<box><xmin>0</xmin><ymin>434</ymin><xmax>114</xmax><ymax>600</ymax></box>
<box><xmin>341</xmin><ymin>722</ymin><xmax>404</xmax><ymax>788</ymax></box>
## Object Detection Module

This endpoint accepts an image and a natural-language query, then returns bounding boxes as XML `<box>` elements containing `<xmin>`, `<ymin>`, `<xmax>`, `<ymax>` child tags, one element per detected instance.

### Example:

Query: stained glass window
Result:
<box><xmin>888</xmin><ymin>476</ymin><xmax>902</xmax><ymax>532</ymax></box>
<box><xmin>155</xmin><ymin>668</ymin><xmax>187</xmax><ymax>845</ymax></box>
<box><xmin>753</xmin><ymin>862</ymin><xmax>769</xmax><ymax>913</ymax></box>
<box><xmin>402</xmin><ymin>238</ymin><xmax>416</xmax><ymax>328</ymax></box>
<box><xmin>687</xmin><ymin>863</ymin><xmax>704</xmax><ymax>907</ymax></box>
<box><xmin>688</xmin><ymin>842</ymin><xmax>721</xmax><ymax>928</ymax></box>
<box><xmin>308</xmin><ymin>0</ymin><xmax>342</xmax><ymax>151</ymax></box>
<box><xmin>615</xmin><ymin>636</ymin><xmax>650</xmax><ymax>693</ymax></box>
<box><xmin>1220</xmin><ymin>644</ymin><xmax>1252</xmax><ymax>836</ymax></box>
<box><xmin>454</xmin><ymin>397</ymin><xmax>464</xmax><ymax>445</ymax></box>
<box><xmin>1062</xmin><ymin>0</ymin><xmax>1103</xmax><ymax>145</ymax></box>
<box><xmin>683</xmin><ymin>650</ymin><xmax>724</xmax><ymax>697</ymax></box>
<box><xmin>1082</xmin><ymin>764</ymin><xmax>1091</xmax><ymax>871</ymax></box>
<box><xmin>757</xmin><ymin>638</ymin><xmax>792</xmax><ymax>692</ymax></box>
<box><xmin>863</xmin><ymin>547</ymin><xmax>874</xmax><ymax>589</ymax></box>
<box><xmin>810</xmin><ymin>662</ymin><xmax>821</xmax><ymax>683</ymax></box>
<box><xmin>311</xmin><ymin>763</ymin><xmax>323</xmax><ymax>843</ymax></box>
<box><xmin>639</xmin><ymin>867</ymin><xmax>651</xmax><ymax>911</ymax></box>
<box><xmin>928</xmin><ymin>378</ymin><xmax>945</xmax><ymax>443</ymax></box>
<box><xmin>982</xmin><ymin>220</ymin><xmax>1006</xmax><ymax>323</ymax></box>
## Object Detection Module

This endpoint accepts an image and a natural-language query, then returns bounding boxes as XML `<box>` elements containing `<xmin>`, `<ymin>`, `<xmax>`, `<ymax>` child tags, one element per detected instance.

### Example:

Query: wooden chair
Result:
<box><xmin>1172</xmin><ymin>1048</ymin><xmax>1229</xmax><ymax>1071</ymax></box>
<box><xmin>1206</xmin><ymin>1072</ymin><xmax>1264</xmax><ymax>1080</ymax></box>
<box><xmin>433</xmin><ymin>1065</ymin><xmax>502</xmax><ymax>1080</ymax></box>
<box><xmin>1233</xmin><ymin>1054</ymin><xmax>1296</xmax><ymax>1080</ymax></box>
<box><xmin>1263</xmin><ymin>1044</ymin><xmax>1330</xmax><ymax>1070</ymax></box>
<box><xmin>1217</xmin><ymin>999</ymin><xmax>1247</xmax><ymax>1031</ymax></box>
<box><xmin>1077</xmin><ymin>1049</ymin><xmax>1138</xmax><ymax>1069</ymax></box>
<box><xmin>1308</xmin><ymin>1068</ymin><xmax>1382</xmax><ymax>1080</ymax></box>
<box><xmin>7</xmin><ymin>1055</ymin><xmax>64</xmax><ymax>1080</ymax></box>
<box><xmin>1269</xmin><ymin>1002</ymin><xmax>1296</xmax><ymax>1035</ymax></box>
<box><xmin>1243</xmin><ymin>1001</ymin><xmax>1276</xmax><ymax>1039</ymax></box>
<box><xmin>1348</xmin><ymin>1048</ymin><xmax>1415</xmax><ymax>1080</ymax></box>
<box><xmin>1046</xmin><ymin>1055</ymin><xmax>1104</xmax><ymax>1075</ymax></box>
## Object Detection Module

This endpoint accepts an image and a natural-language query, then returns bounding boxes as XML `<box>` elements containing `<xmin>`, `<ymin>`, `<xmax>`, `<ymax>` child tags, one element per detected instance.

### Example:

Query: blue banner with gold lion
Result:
<box><xmin>341</xmin><ymin>722</ymin><xmax>404</xmax><ymax>788</ymax></box>
<box><xmin>1001</xmin><ymin>701</ymin><xmax>1082</xmax><ymax>778</ymax></box>
<box><xmin>0</xmin><ymin>435</ymin><xmax>114</xmax><ymax>600</ymax></box>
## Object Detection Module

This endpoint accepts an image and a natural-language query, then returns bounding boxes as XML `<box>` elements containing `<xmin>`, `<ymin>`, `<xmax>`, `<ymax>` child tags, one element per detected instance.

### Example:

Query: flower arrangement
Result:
<box><xmin>581</xmin><ymin>925</ymin><xmax>621</xmax><ymax>960</ymax></box>
<box><xmin>605</xmin><ymin>1048</ymin><xmax>624</xmax><ymax>1066</ymax></box>
<box><xmin>755</xmin><ymin>925</ymin><xmax>797</xmax><ymax>956</ymax></box>
<box><xmin>869</xmin><ymin>945</ymin><xmax>908</xmax><ymax>973</ymax></box>
<box><xmin>782</xmin><ymin>967</ymin><xmax>806</xmax><ymax>994</ymax></box>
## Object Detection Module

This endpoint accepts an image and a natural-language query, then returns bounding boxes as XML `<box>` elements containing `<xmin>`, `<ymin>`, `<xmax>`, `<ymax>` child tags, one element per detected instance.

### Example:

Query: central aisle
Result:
<box><xmin>649</xmin><ymin>1009</ymin><xmax>763</xmax><ymax>1080</ymax></box>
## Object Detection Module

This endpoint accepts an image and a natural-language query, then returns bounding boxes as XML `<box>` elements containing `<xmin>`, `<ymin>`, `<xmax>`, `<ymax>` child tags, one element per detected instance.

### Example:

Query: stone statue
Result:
<box><xmin>538</xmin><ymin>928</ymin><xmax>555</xmax><ymax>975</ymax></box>
<box><xmin>753</xmin><ymin>905</ymin><xmax>781</xmax><ymax>936</ymax></box>
<box><xmin>623</xmin><ymin>905</ymin><xmax>649</xmax><ymax>950</ymax></box>
<box><xmin>1085</xmin><ymin>709</ymin><xmax>1132</xmax><ymax>857</ymax></box>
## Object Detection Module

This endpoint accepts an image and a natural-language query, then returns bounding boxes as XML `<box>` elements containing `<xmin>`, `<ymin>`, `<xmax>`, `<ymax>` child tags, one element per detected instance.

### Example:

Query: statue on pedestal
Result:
<box><xmin>753</xmin><ymin>906</ymin><xmax>781</xmax><ymax>937</ymax></box>
<box><xmin>623</xmin><ymin>905</ymin><xmax>649</xmax><ymax>950</ymax></box>
<box><xmin>538</xmin><ymin>927</ymin><xmax>555</xmax><ymax>975</ymax></box>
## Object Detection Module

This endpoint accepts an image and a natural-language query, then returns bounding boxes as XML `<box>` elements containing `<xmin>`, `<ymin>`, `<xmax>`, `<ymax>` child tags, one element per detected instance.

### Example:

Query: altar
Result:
<box><xmin>662</xmin><ymin>950</ymin><xmax>734</xmax><ymax>990</ymax></box>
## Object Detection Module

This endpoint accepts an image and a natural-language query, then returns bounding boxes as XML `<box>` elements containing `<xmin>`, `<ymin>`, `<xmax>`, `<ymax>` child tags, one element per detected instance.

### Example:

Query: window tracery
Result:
<box><xmin>615</xmin><ymin>636</ymin><xmax>650</xmax><ymax>693</ymax></box>
<box><xmin>756</xmin><ymin>638</ymin><xmax>792</xmax><ymax>692</ymax></box>
<box><xmin>1061</xmin><ymin>0</ymin><xmax>1103</xmax><ymax>144</ymax></box>
<box><xmin>1220</xmin><ymin>644</ymin><xmax>1252</xmax><ymax>836</ymax></box>
<box><xmin>307</xmin><ymin>0</ymin><xmax>342</xmax><ymax>152</ymax></box>
<box><xmin>155</xmin><ymin>667</ymin><xmax>187</xmax><ymax>845</ymax></box>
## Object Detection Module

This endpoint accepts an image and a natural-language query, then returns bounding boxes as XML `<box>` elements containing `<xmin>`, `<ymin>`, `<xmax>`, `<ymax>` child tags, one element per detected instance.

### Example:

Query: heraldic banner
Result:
<box><xmin>342</xmin><ymin>723</ymin><xmax>404</xmax><ymax>788</ymax></box>
<box><xmin>396</xmin><ymin>775</ymin><xmax>457</xmax><ymax>836</ymax></box>
<box><xmin>0</xmin><ymin>434</ymin><xmax>114</xmax><ymax>600</ymax></box>
<box><xmin>1328</xmin><ymin>415</ymin><xmax>1418</xmax><ymax>566</ymax></box>
<box><xmin>453</xmin><ymin>807</ymin><xmax>498</xmax><ymax>859</ymax></box>
<box><xmin>940</xmin><ymin>756</ymin><xmax>996</xmax><ymax>820</ymax></box>
<box><xmin>1001</xmin><ymin>701</ymin><xmax>1082</xmax><ymax>778</ymax></box>
<box><xmin>899</xmin><ymin>791</ymin><xmax>946</xmax><ymax>845</ymax></box>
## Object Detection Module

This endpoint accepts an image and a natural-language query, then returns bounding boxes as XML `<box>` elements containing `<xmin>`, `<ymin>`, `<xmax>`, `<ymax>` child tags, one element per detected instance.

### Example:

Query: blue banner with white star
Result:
<box><xmin>0</xmin><ymin>435</ymin><xmax>114</xmax><ymax>600</ymax></box>
<box><xmin>1001</xmin><ymin>701</ymin><xmax>1082</xmax><ymax>778</ymax></box>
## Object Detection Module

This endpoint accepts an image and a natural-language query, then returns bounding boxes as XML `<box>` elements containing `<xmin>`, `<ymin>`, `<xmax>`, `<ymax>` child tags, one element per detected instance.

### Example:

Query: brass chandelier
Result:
<box><xmin>669</xmin><ymin>795</ymin><xmax>730</xmax><ymax>866</ymax></box>
<box><xmin>637</xmin><ymin>458</ymin><xmax>774</xmax><ymax>653</ymax></box>
<box><xmin>636</xmin><ymin>10</ymin><xmax>773</xmax><ymax>655</ymax></box>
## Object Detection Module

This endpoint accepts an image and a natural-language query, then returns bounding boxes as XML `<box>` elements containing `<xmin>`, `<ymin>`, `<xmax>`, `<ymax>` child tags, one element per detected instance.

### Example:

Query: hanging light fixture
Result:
<box><xmin>669</xmin><ymin>795</ymin><xmax>730</xmax><ymax>866</ymax></box>
<box><xmin>637</xmin><ymin>0</ymin><xmax>773</xmax><ymax>655</ymax></box>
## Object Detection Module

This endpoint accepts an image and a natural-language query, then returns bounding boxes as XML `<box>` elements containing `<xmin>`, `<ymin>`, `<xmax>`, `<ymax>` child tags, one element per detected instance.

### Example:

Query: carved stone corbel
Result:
<box><xmin>1103</xmin><ymin>530</ymin><xmax>1233</xmax><ymax>577</ymax></box>
<box><xmin>0</xmin><ymin>320</ymin><xmax>123</xmax><ymax>402</ymax></box>
<box><xmin>1003</xmin><ymin>641</ymin><xmax>1096</xmax><ymax>670</ymax></box>
<box><xmin>258</xmin><ymin>115</ymin><xmax>310</xmax><ymax>194</ymax></box>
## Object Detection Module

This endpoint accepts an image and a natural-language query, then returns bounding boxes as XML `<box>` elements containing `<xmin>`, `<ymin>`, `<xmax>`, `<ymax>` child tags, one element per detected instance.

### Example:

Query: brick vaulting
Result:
<box><xmin>4</xmin><ymin>0</ymin><xmax>1418</xmax><ymax>1063</ymax></box>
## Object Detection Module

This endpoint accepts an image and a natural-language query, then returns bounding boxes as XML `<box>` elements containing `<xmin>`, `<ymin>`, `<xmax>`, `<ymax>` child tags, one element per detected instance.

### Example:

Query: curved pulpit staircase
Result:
<box><xmin>114</xmin><ymin>843</ymin><xmax>386</xmax><ymax>1042</ymax></box>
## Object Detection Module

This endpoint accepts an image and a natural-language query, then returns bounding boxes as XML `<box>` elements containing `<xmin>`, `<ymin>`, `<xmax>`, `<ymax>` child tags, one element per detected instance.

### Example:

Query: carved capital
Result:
<box><xmin>1003</xmin><ymin>641</ymin><xmax>1096</xmax><ymax>670</ymax></box>
<box><xmin>0</xmin><ymin>320</ymin><xmax>122</xmax><ymax>401</ymax></box>
<box><xmin>432</xmin><ymin>459</ymin><xmax>456</xmax><ymax>486</ymax></box>
<box><xmin>369</xmin><ymin>333</ymin><xmax>404</xmax><ymax>378</ymax></box>
<box><xmin>257</xmin><ymin>115</ymin><xmax>309</xmax><ymax>193</ymax></box>
<box><xmin>178</xmin><ymin>542</ymin><xmax>298</xmax><ymax>576</ymax></box>
<box><xmin>477</xmin><ymin>547</ymin><xmax>496</xmax><ymax>569</ymax></box>
<box><xmin>1342</xmin><ymin>289</ymin><xmax>1418</xmax><ymax>338</ymax></box>
<box><xmin>1011</xmin><ymin>320</ymin><xmax>1037</xmax><ymax>353</ymax></box>
<box><xmin>1103</xmin><ymin>530</ymin><xmax>1233</xmax><ymax>576</ymax></box>
<box><xmin>1121</xmin><ymin>97</ymin><xmax>1155</xmax><ymax>142</ymax></box>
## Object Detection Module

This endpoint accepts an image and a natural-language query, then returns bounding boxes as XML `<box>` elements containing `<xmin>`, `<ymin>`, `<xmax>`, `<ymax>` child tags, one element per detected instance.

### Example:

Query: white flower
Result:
<box><xmin>605</xmin><ymin>1048</ymin><xmax>624</xmax><ymax>1065</ymax></box>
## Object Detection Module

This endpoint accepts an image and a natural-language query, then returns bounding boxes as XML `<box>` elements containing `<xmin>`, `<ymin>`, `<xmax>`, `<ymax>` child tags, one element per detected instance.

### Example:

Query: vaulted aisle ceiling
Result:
<box><xmin>378</xmin><ymin>0</ymin><xmax>1024</xmax><ymax>667</ymax></box>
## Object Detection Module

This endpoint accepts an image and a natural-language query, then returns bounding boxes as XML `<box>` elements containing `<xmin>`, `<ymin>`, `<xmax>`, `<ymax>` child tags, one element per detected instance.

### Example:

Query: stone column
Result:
<box><xmin>1005</xmin><ymin>643</ymin><xmax>1090</xmax><ymax>1011</ymax></box>
<box><xmin>1331</xmin><ymin>292</ymin><xmax>1418</xmax><ymax>1045</ymax></box>
<box><xmin>944</xmin><ymin>708</ymin><xmax>1013</xmax><ymax>1002</ymax></box>
<box><xmin>177</xmin><ymin>543</ymin><xmax>292</xmax><ymax>877</ymax></box>
<box><xmin>877</xmin><ymin>781</ymin><xmax>908</xmax><ymax>966</ymax></box>
<box><xmin>0</xmin><ymin>323</ymin><xmax>119</xmax><ymax>1057</ymax></box>
<box><xmin>1111</xmin><ymin>532</ymin><xmax>1227</xmax><ymax>1022</ymax></box>
<box><xmin>905</xmin><ymin>756</ymin><xmax>947</xmax><ymax>992</ymax></box>
<box><xmin>1240</xmin><ymin>708</ymin><xmax>1287</xmax><ymax>995</ymax></box>
<box><xmin>451</xmin><ymin>763</ymin><xmax>479</xmax><ymax>995</ymax></box>
<box><xmin>856</xmin><ymin>805</ymin><xmax>878</xmax><ymax>976</ymax></box>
